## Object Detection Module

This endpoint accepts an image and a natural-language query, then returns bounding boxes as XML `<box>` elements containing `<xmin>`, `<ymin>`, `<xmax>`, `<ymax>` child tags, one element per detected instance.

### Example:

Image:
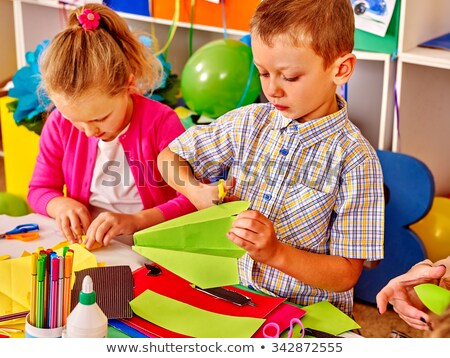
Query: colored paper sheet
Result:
<box><xmin>121</xmin><ymin>300</ymin><xmax>306</xmax><ymax>339</ymax></box>
<box><xmin>130</xmin><ymin>290</ymin><xmax>265</xmax><ymax>338</ymax></box>
<box><xmin>132</xmin><ymin>265</ymin><xmax>284</xmax><ymax>318</ymax></box>
<box><xmin>0</xmin><ymin>244</ymin><xmax>97</xmax><ymax>318</ymax></box>
<box><xmin>414</xmin><ymin>283</ymin><xmax>450</xmax><ymax>315</ymax></box>
<box><xmin>132</xmin><ymin>246</ymin><xmax>239</xmax><ymax>288</ymax></box>
<box><xmin>133</xmin><ymin>201</ymin><xmax>249</xmax><ymax>258</ymax></box>
<box><xmin>107</xmin><ymin>323</ymin><xmax>139</xmax><ymax>338</ymax></box>
<box><xmin>300</xmin><ymin>301</ymin><xmax>361</xmax><ymax>336</ymax></box>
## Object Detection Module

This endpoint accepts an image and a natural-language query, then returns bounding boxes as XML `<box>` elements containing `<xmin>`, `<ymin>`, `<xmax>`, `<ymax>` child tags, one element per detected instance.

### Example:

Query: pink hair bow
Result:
<box><xmin>78</xmin><ymin>8</ymin><xmax>100</xmax><ymax>30</ymax></box>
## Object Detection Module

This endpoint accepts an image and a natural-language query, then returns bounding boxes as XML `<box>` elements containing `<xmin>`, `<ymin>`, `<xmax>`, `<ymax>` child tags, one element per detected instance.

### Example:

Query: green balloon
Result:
<box><xmin>0</xmin><ymin>192</ymin><xmax>29</xmax><ymax>216</ymax></box>
<box><xmin>181</xmin><ymin>39</ymin><xmax>261</xmax><ymax>119</ymax></box>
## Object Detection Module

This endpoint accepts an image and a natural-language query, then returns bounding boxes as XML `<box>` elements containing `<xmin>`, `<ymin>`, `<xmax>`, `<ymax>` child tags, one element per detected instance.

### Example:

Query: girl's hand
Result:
<box><xmin>83</xmin><ymin>212</ymin><xmax>140</xmax><ymax>249</ymax></box>
<box><xmin>49</xmin><ymin>197</ymin><xmax>92</xmax><ymax>244</ymax></box>
<box><xmin>227</xmin><ymin>210</ymin><xmax>281</xmax><ymax>265</ymax></box>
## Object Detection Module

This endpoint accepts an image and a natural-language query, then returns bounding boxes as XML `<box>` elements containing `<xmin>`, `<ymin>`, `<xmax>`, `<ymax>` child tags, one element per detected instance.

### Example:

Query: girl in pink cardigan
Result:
<box><xmin>29</xmin><ymin>4</ymin><xmax>196</xmax><ymax>249</ymax></box>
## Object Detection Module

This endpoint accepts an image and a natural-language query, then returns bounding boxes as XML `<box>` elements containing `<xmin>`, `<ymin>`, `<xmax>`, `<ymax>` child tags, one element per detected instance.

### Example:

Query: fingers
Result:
<box><xmin>393</xmin><ymin>301</ymin><xmax>431</xmax><ymax>330</ymax></box>
<box><xmin>375</xmin><ymin>286</ymin><xmax>394</xmax><ymax>314</ymax></box>
<box><xmin>57</xmin><ymin>215</ymin><xmax>82</xmax><ymax>244</ymax></box>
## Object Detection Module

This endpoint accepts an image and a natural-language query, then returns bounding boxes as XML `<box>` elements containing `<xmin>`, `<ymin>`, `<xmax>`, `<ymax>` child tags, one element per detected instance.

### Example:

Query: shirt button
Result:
<box><xmin>279</xmin><ymin>148</ymin><xmax>289</xmax><ymax>156</ymax></box>
<box><xmin>263</xmin><ymin>193</ymin><xmax>272</xmax><ymax>201</ymax></box>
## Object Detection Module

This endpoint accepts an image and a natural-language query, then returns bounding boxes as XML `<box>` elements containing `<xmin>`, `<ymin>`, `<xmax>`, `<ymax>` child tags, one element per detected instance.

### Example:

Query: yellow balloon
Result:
<box><xmin>411</xmin><ymin>197</ymin><xmax>450</xmax><ymax>262</ymax></box>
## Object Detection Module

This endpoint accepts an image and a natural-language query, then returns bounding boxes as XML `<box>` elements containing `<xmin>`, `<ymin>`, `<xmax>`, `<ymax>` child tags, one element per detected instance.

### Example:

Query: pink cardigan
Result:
<box><xmin>28</xmin><ymin>94</ymin><xmax>196</xmax><ymax>221</ymax></box>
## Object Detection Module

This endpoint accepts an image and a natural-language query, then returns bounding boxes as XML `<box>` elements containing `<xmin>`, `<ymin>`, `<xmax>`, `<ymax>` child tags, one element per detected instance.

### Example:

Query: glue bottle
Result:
<box><xmin>63</xmin><ymin>275</ymin><xmax>108</xmax><ymax>338</ymax></box>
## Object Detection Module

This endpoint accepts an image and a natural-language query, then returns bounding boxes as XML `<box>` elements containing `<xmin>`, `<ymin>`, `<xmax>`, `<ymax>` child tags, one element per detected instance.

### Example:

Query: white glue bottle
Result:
<box><xmin>63</xmin><ymin>275</ymin><xmax>108</xmax><ymax>338</ymax></box>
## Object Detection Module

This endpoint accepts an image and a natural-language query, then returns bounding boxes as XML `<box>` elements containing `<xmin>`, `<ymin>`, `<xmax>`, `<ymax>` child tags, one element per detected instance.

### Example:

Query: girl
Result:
<box><xmin>28</xmin><ymin>4</ymin><xmax>196</xmax><ymax>249</ymax></box>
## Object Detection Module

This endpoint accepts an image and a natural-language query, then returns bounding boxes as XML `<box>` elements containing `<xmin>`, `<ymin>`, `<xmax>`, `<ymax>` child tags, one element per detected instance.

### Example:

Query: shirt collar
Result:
<box><xmin>270</xmin><ymin>95</ymin><xmax>348</xmax><ymax>147</ymax></box>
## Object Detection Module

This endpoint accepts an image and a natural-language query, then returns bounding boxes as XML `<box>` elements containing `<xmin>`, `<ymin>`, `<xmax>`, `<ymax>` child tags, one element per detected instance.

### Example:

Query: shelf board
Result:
<box><xmin>19</xmin><ymin>0</ymin><xmax>248</xmax><ymax>36</ymax></box>
<box><xmin>353</xmin><ymin>51</ymin><xmax>392</xmax><ymax>62</ymax></box>
<box><xmin>399</xmin><ymin>47</ymin><xmax>450</xmax><ymax>70</ymax></box>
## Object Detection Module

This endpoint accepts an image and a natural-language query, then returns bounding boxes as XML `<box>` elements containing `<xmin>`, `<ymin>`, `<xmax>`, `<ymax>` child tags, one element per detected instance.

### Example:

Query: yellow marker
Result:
<box><xmin>0</xmin><ymin>254</ymin><xmax>10</xmax><ymax>260</ymax></box>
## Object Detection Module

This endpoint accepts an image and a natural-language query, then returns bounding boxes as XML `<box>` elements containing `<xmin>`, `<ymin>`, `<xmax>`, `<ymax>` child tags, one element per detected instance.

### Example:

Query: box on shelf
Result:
<box><xmin>152</xmin><ymin>0</ymin><xmax>260</xmax><ymax>32</ymax></box>
<box><xmin>104</xmin><ymin>0</ymin><xmax>150</xmax><ymax>17</ymax></box>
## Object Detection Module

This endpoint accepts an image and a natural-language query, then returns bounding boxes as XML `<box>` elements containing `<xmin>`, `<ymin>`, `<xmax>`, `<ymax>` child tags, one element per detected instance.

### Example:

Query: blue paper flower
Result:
<box><xmin>8</xmin><ymin>40</ymin><xmax>52</xmax><ymax>129</ymax></box>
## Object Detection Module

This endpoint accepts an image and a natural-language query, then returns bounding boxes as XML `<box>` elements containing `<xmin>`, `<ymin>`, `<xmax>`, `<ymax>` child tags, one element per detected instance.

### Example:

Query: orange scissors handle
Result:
<box><xmin>5</xmin><ymin>232</ymin><xmax>40</xmax><ymax>241</ymax></box>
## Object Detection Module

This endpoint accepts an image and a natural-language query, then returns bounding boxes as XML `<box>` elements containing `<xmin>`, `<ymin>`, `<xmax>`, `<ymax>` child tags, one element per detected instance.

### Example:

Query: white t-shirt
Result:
<box><xmin>89</xmin><ymin>125</ymin><xmax>144</xmax><ymax>216</ymax></box>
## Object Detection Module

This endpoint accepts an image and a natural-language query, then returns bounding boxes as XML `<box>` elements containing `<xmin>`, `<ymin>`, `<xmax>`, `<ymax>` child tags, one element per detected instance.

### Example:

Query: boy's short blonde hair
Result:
<box><xmin>250</xmin><ymin>0</ymin><xmax>355</xmax><ymax>69</ymax></box>
<box><xmin>40</xmin><ymin>4</ymin><xmax>162</xmax><ymax>102</ymax></box>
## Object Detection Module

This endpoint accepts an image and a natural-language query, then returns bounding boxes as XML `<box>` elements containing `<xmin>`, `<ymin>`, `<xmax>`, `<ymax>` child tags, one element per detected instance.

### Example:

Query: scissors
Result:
<box><xmin>262</xmin><ymin>317</ymin><xmax>305</xmax><ymax>338</ymax></box>
<box><xmin>212</xmin><ymin>179</ymin><xmax>228</xmax><ymax>205</ymax></box>
<box><xmin>0</xmin><ymin>223</ymin><xmax>40</xmax><ymax>241</ymax></box>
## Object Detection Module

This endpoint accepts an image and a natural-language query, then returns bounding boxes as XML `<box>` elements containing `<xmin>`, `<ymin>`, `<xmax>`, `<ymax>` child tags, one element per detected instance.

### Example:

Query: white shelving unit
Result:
<box><xmin>9</xmin><ymin>0</ymin><xmax>395</xmax><ymax>151</ymax></box>
<box><xmin>394</xmin><ymin>0</ymin><xmax>450</xmax><ymax>195</ymax></box>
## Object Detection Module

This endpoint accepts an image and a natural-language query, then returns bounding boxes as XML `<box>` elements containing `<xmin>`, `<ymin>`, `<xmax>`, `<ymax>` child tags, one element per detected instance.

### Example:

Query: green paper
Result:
<box><xmin>414</xmin><ymin>283</ymin><xmax>450</xmax><ymax>316</ymax></box>
<box><xmin>132</xmin><ymin>245</ymin><xmax>240</xmax><ymax>288</ymax></box>
<box><xmin>300</xmin><ymin>301</ymin><xmax>361</xmax><ymax>336</ymax></box>
<box><xmin>134</xmin><ymin>201</ymin><xmax>249</xmax><ymax>258</ymax></box>
<box><xmin>130</xmin><ymin>290</ymin><xmax>265</xmax><ymax>338</ymax></box>
<box><xmin>108</xmin><ymin>326</ymin><xmax>131</xmax><ymax>338</ymax></box>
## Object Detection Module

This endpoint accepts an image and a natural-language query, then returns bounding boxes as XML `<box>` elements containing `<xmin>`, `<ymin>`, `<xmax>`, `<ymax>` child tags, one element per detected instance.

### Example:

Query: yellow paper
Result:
<box><xmin>0</xmin><ymin>244</ymin><xmax>97</xmax><ymax>318</ymax></box>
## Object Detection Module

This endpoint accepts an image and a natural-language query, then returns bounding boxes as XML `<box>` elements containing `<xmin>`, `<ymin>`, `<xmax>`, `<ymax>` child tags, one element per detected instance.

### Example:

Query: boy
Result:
<box><xmin>158</xmin><ymin>0</ymin><xmax>384</xmax><ymax>315</ymax></box>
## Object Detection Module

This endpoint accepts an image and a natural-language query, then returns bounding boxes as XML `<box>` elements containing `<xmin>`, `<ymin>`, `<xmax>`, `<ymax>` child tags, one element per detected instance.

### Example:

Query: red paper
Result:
<box><xmin>120</xmin><ymin>265</ymin><xmax>306</xmax><ymax>338</ymax></box>
<box><xmin>132</xmin><ymin>265</ymin><xmax>284</xmax><ymax>318</ymax></box>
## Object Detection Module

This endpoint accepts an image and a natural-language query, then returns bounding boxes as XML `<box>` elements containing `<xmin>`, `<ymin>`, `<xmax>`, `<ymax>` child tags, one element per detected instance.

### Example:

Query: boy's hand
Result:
<box><xmin>188</xmin><ymin>178</ymin><xmax>236</xmax><ymax>210</ymax></box>
<box><xmin>227</xmin><ymin>210</ymin><xmax>281</xmax><ymax>265</ymax></box>
<box><xmin>48</xmin><ymin>197</ymin><xmax>92</xmax><ymax>244</ymax></box>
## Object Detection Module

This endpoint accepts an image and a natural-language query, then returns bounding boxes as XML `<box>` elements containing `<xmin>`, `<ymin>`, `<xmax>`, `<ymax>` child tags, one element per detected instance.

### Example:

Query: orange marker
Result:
<box><xmin>62</xmin><ymin>251</ymin><xmax>74</xmax><ymax>326</ymax></box>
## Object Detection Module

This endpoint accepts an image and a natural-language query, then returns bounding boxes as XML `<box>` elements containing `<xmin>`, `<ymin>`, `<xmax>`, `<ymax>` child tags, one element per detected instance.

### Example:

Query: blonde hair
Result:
<box><xmin>40</xmin><ymin>3</ymin><xmax>162</xmax><ymax>102</ymax></box>
<box><xmin>250</xmin><ymin>0</ymin><xmax>355</xmax><ymax>69</ymax></box>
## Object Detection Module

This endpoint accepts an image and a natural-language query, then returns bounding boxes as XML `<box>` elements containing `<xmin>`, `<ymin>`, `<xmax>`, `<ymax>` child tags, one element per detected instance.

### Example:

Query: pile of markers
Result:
<box><xmin>29</xmin><ymin>246</ymin><xmax>74</xmax><ymax>329</ymax></box>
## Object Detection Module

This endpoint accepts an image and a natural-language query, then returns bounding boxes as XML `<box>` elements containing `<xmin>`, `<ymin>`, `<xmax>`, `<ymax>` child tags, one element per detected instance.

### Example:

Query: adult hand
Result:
<box><xmin>376</xmin><ymin>259</ymin><xmax>447</xmax><ymax>330</ymax></box>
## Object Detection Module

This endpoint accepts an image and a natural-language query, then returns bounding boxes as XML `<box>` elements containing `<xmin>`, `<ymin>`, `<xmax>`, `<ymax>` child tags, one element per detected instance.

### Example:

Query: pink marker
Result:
<box><xmin>50</xmin><ymin>256</ymin><xmax>59</xmax><ymax>328</ymax></box>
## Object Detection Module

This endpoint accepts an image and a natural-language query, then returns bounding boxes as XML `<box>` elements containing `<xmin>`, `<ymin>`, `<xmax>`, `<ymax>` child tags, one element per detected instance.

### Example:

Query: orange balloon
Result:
<box><xmin>410</xmin><ymin>197</ymin><xmax>450</xmax><ymax>262</ymax></box>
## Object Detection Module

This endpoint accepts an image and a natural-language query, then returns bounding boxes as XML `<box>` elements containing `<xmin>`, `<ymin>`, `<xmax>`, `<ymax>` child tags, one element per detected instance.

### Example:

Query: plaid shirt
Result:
<box><xmin>169</xmin><ymin>97</ymin><xmax>384</xmax><ymax>314</ymax></box>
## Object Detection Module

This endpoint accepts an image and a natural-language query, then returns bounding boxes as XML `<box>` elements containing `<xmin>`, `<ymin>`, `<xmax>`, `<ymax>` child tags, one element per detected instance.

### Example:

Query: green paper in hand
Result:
<box><xmin>414</xmin><ymin>283</ymin><xmax>450</xmax><ymax>315</ymax></box>
<box><xmin>134</xmin><ymin>201</ymin><xmax>249</xmax><ymax>258</ymax></box>
<box><xmin>132</xmin><ymin>245</ymin><xmax>240</xmax><ymax>288</ymax></box>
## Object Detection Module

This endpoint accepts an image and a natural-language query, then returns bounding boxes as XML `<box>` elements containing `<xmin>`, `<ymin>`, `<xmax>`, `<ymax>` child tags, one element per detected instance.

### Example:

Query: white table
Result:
<box><xmin>0</xmin><ymin>213</ymin><xmax>150</xmax><ymax>271</ymax></box>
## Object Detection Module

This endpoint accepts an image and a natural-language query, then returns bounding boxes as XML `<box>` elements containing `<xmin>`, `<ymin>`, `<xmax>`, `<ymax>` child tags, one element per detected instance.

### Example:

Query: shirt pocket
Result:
<box><xmin>275</xmin><ymin>182</ymin><xmax>336</xmax><ymax>252</ymax></box>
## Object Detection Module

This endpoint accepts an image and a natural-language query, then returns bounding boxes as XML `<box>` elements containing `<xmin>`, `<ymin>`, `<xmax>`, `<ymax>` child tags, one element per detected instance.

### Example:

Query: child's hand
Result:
<box><xmin>189</xmin><ymin>178</ymin><xmax>236</xmax><ymax>210</ymax></box>
<box><xmin>48</xmin><ymin>197</ymin><xmax>92</xmax><ymax>244</ymax></box>
<box><xmin>227</xmin><ymin>210</ymin><xmax>281</xmax><ymax>265</ymax></box>
<box><xmin>83</xmin><ymin>212</ymin><xmax>139</xmax><ymax>249</ymax></box>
